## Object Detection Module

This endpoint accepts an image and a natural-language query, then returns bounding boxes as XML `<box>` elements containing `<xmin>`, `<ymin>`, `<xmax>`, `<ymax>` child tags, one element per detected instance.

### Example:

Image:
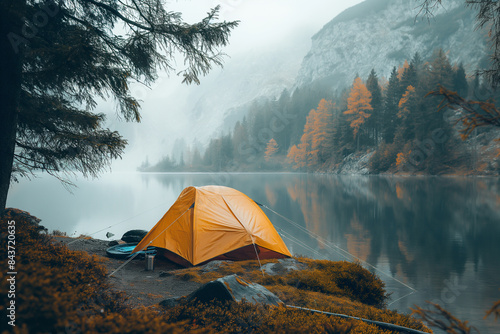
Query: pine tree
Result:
<box><xmin>0</xmin><ymin>1</ymin><xmax>238</xmax><ymax>211</ymax></box>
<box><xmin>453</xmin><ymin>63</ymin><xmax>469</xmax><ymax>97</ymax></box>
<box><xmin>366</xmin><ymin>69</ymin><xmax>383</xmax><ymax>146</ymax></box>
<box><xmin>401</xmin><ymin>63</ymin><xmax>418</xmax><ymax>92</ymax></box>
<box><xmin>411</xmin><ymin>52</ymin><xmax>423</xmax><ymax>71</ymax></box>
<box><xmin>382</xmin><ymin>67</ymin><xmax>401</xmax><ymax>144</ymax></box>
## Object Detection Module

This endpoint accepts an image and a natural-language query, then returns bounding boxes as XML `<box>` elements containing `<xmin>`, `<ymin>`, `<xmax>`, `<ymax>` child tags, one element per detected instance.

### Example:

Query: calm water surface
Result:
<box><xmin>7</xmin><ymin>172</ymin><xmax>500</xmax><ymax>333</ymax></box>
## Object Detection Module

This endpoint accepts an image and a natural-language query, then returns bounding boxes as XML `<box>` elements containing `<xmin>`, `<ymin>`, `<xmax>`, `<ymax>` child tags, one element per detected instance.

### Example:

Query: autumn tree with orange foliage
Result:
<box><xmin>344</xmin><ymin>77</ymin><xmax>373</xmax><ymax>150</ymax></box>
<box><xmin>265</xmin><ymin>138</ymin><xmax>279</xmax><ymax>162</ymax></box>
<box><xmin>287</xmin><ymin>144</ymin><xmax>306</xmax><ymax>169</ymax></box>
<box><xmin>287</xmin><ymin>99</ymin><xmax>334</xmax><ymax>169</ymax></box>
<box><xmin>397</xmin><ymin>60</ymin><xmax>410</xmax><ymax>80</ymax></box>
<box><xmin>396</xmin><ymin>85</ymin><xmax>418</xmax><ymax>143</ymax></box>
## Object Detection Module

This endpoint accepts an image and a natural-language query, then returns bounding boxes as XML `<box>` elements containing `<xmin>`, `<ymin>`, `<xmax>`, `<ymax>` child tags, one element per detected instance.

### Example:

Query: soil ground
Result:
<box><xmin>54</xmin><ymin>237</ymin><xmax>202</xmax><ymax>307</ymax></box>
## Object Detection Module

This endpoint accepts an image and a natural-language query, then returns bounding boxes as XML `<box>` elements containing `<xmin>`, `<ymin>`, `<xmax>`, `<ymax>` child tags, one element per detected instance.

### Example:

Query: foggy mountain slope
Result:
<box><xmin>184</xmin><ymin>36</ymin><xmax>309</xmax><ymax>140</ymax></box>
<box><xmin>134</xmin><ymin>0</ymin><xmax>493</xmax><ymax>170</ymax></box>
<box><xmin>296</xmin><ymin>0</ymin><xmax>489</xmax><ymax>90</ymax></box>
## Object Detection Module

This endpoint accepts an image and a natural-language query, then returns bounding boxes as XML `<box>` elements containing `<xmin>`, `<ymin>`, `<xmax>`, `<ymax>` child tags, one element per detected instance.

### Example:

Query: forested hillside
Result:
<box><xmin>141</xmin><ymin>49</ymin><xmax>500</xmax><ymax>175</ymax></box>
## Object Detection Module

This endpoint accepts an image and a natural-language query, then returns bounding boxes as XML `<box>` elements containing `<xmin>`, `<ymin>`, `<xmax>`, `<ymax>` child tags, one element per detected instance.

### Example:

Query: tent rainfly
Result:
<box><xmin>132</xmin><ymin>185</ymin><xmax>291</xmax><ymax>266</ymax></box>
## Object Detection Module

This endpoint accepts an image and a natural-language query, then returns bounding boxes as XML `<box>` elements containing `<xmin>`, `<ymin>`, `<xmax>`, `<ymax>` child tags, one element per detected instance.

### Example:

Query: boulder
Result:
<box><xmin>159</xmin><ymin>297</ymin><xmax>182</xmax><ymax>308</ymax></box>
<box><xmin>186</xmin><ymin>274</ymin><xmax>282</xmax><ymax>306</ymax></box>
<box><xmin>200</xmin><ymin>260</ymin><xmax>232</xmax><ymax>273</ymax></box>
<box><xmin>262</xmin><ymin>258</ymin><xmax>307</xmax><ymax>275</ymax></box>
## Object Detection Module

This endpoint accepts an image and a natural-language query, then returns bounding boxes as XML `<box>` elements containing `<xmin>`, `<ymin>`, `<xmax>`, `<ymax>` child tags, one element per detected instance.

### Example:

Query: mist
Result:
<box><xmin>106</xmin><ymin>0</ymin><xmax>364</xmax><ymax>171</ymax></box>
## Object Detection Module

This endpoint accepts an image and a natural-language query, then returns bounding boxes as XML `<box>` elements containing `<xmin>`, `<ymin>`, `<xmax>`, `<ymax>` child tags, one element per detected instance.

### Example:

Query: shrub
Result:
<box><xmin>283</xmin><ymin>260</ymin><xmax>388</xmax><ymax>308</ymax></box>
<box><xmin>369</xmin><ymin>142</ymin><xmax>397</xmax><ymax>172</ymax></box>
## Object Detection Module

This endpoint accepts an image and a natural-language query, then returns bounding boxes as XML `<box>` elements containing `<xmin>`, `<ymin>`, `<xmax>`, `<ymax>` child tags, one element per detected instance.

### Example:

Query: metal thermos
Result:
<box><xmin>146</xmin><ymin>254</ymin><xmax>155</xmax><ymax>271</ymax></box>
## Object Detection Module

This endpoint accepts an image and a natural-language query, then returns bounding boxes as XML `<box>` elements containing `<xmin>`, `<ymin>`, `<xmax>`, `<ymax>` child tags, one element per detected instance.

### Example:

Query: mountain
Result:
<box><xmin>184</xmin><ymin>37</ymin><xmax>310</xmax><ymax>140</ymax></box>
<box><xmin>295</xmin><ymin>0</ymin><xmax>489</xmax><ymax>90</ymax></box>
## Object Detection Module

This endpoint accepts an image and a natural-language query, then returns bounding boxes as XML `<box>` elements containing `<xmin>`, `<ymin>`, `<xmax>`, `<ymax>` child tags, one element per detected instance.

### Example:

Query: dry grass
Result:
<box><xmin>0</xmin><ymin>208</ymin><xmax>430</xmax><ymax>333</ymax></box>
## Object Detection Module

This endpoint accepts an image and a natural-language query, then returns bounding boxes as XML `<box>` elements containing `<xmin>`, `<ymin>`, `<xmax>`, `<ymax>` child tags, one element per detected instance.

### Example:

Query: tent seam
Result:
<box><xmin>222</xmin><ymin>196</ymin><xmax>265</xmax><ymax>275</ymax></box>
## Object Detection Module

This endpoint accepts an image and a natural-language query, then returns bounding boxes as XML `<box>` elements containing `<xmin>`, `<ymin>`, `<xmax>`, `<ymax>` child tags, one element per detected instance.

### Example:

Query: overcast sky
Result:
<box><xmin>110</xmin><ymin>0</ymin><xmax>366</xmax><ymax>170</ymax></box>
<box><xmin>168</xmin><ymin>0</ymin><xmax>365</xmax><ymax>54</ymax></box>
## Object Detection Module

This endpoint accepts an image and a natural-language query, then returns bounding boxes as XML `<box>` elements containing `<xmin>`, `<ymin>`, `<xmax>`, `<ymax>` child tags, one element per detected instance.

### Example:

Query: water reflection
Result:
<box><xmin>7</xmin><ymin>172</ymin><xmax>500</xmax><ymax>333</ymax></box>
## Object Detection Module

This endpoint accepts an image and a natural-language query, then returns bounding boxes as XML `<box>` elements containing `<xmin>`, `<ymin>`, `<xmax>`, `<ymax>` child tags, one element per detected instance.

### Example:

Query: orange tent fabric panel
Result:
<box><xmin>133</xmin><ymin>185</ymin><xmax>291</xmax><ymax>266</ymax></box>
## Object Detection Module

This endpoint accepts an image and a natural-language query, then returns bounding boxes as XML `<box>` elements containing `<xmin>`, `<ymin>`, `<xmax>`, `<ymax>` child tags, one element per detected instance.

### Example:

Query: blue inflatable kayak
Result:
<box><xmin>106</xmin><ymin>243</ymin><xmax>157</xmax><ymax>259</ymax></box>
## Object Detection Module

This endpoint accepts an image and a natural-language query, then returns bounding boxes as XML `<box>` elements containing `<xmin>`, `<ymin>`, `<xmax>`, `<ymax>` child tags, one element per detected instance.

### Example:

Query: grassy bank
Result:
<box><xmin>0</xmin><ymin>209</ymin><xmax>430</xmax><ymax>333</ymax></box>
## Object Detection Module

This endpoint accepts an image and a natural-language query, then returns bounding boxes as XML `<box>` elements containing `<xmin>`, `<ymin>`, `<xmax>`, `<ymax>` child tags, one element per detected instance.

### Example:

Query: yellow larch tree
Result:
<box><xmin>264</xmin><ymin>138</ymin><xmax>279</xmax><ymax>162</ymax></box>
<box><xmin>397</xmin><ymin>59</ymin><xmax>410</xmax><ymax>80</ymax></box>
<box><xmin>398</xmin><ymin>85</ymin><xmax>416</xmax><ymax>119</ymax></box>
<box><xmin>344</xmin><ymin>77</ymin><xmax>372</xmax><ymax>149</ymax></box>
<box><xmin>288</xmin><ymin>99</ymin><xmax>334</xmax><ymax>169</ymax></box>
<box><xmin>287</xmin><ymin>144</ymin><xmax>306</xmax><ymax>169</ymax></box>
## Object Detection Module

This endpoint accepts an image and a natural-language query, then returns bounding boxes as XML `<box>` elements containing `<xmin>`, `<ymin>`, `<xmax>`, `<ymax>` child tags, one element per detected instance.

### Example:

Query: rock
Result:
<box><xmin>332</xmin><ymin>151</ymin><xmax>374</xmax><ymax>175</ymax></box>
<box><xmin>186</xmin><ymin>274</ymin><xmax>283</xmax><ymax>306</ymax></box>
<box><xmin>261</xmin><ymin>263</ymin><xmax>277</xmax><ymax>275</ymax></box>
<box><xmin>200</xmin><ymin>260</ymin><xmax>232</xmax><ymax>273</ymax></box>
<box><xmin>277</xmin><ymin>258</ymin><xmax>308</xmax><ymax>272</ymax></box>
<box><xmin>296</xmin><ymin>0</ymin><xmax>487</xmax><ymax>93</ymax></box>
<box><xmin>108</xmin><ymin>240</ymin><xmax>119</xmax><ymax>247</ymax></box>
<box><xmin>159</xmin><ymin>297</ymin><xmax>182</xmax><ymax>308</ymax></box>
<box><xmin>262</xmin><ymin>258</ymin><xmax>307</xmax><ymax>275</ymax></box>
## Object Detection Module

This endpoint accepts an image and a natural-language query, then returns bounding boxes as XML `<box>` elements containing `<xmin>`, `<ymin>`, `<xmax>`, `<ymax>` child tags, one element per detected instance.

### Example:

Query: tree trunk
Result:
<box><xmin>0</xmin><ymin>1</ymin><xmax>24</xmax><ymax>213</ymax></box>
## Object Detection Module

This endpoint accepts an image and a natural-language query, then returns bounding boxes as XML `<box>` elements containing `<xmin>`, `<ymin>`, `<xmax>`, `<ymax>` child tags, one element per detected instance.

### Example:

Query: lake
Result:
<box><xmin>7</xmin><ymin>172</ymin><xmax>500</xmax><ymax>333</ymax></box>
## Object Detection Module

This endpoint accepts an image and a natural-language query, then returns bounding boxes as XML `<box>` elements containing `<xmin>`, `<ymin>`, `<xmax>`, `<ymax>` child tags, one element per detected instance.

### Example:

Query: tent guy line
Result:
<box><xmin>277</xmin><ymin>228</ymin><xmax>328</xmax><ymax>260</ymax></box>
<box><xmin>260</xmin><ymin>204</ymin><xmax>418</xmax><ymax>294</ymax></box>
<box><xmin>66</xmin><ymin>184</ymin><xmax>416</xmax><ymax>303</ymax></box>
<box><xmin>131</xmin><ymin>186</ymin><xmax>291</xmax><ymax>267</ymax></box>
<box><xmin>108</xmin><ymin>205</ymin><xmax>192</xmax><ymax>277</ymax></box>
<box><xmin>67</xmin><ymin>200</ymin><xmax>169</xmax><ymax>246</ymax></box>
<box><xmin>224</xmin><ymin>197</ymin><xmax>265</xmax><ymax>276</ymax></box>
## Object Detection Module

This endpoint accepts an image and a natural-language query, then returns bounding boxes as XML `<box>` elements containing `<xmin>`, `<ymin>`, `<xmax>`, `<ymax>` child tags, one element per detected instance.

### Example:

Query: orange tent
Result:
<box><xmin>132</xmin><ymin>185</ymin><xmax>291</xmax><ymax>266</ymax></box>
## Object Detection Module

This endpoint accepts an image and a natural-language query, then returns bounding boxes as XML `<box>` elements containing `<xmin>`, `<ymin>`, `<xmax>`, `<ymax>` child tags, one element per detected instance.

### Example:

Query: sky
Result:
<box><xmin>108</xmin><ymin>0</ymin><xmax>365</xmax><ymax>170</ymax></box>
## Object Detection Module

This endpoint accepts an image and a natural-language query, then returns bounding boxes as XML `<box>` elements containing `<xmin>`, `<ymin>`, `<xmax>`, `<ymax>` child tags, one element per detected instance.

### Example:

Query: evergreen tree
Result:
<box><xmin>411</xmin><ymin>52</ymin><xmax>423</xmax><ymax>71</ymax></box>
<box><xmin>191</xmin><ymin>147</ymin><xmax>203</xmax><ymax>167</ymax></box>
<box><xmin>401</xmin><ymin>63</ymin><xmax>418</xmax><ymax>92</ymax></box>
<box><xmin>366</xmin><ymin>69</ymin><xmax>383</xmax><ymax>146</ymax></box>
<box><xmin>275</xmin><ymin>89</ymin><xmax>292</xmax><ymax>151</ymax></box>
<box><xmin>453</xmin><ymin>63</ymin><xmax>469</xmax><ymax>97</ymax></box>
<box><xmin>0</xmin><ymin>1</ymin><xmax>238</xmax><ymax>211</ymax></box>
<box><xmin>428</xmin><ymin>49</ymin><xmax>454</xmax><ymax>90</ymax></box>
<box><xmin>232</xmin><ymin>120</ymin><xmax>249</xmax><ymax>161</ymax></box>
<box><xmin>418</xmin><ymin>49</ymin><xmax>455</xmax><ymax>172</ymax></box>
<box><xmin>382</xmin><ymin>67</ymin><xmax>401</xmax><ymax>144</ymax></box>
